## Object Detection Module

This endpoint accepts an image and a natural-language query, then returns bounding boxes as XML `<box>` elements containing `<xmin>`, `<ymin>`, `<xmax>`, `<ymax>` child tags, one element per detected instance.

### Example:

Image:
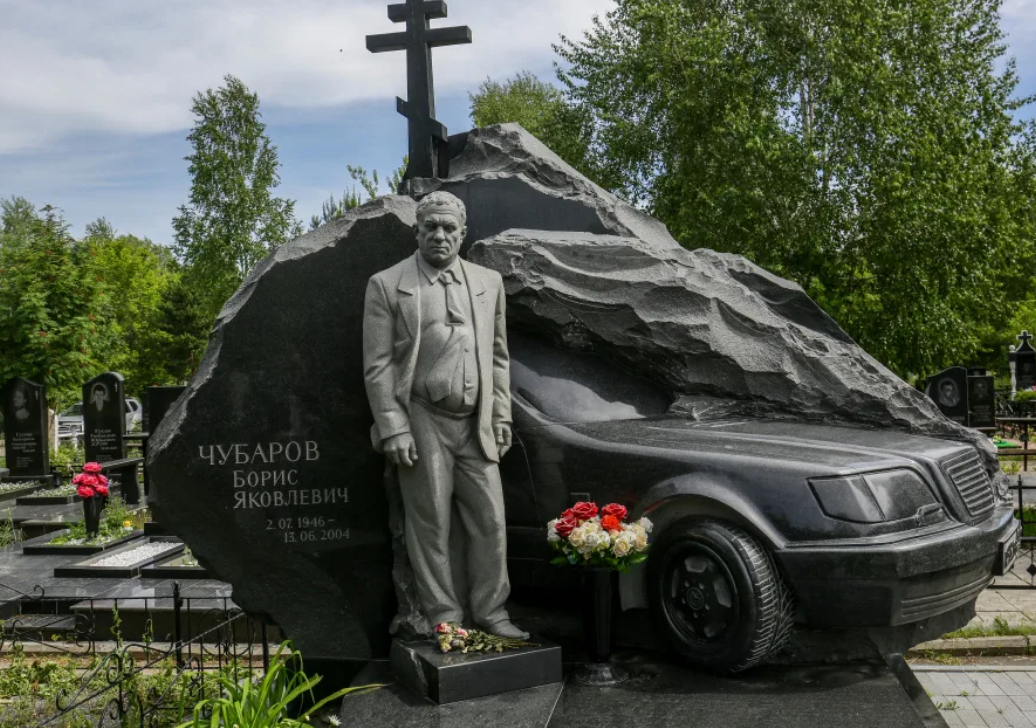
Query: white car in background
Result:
<box><xmin>58</xmin><ymin>398</ymin><xmax>143</xmax><ymax>442</ymax></box>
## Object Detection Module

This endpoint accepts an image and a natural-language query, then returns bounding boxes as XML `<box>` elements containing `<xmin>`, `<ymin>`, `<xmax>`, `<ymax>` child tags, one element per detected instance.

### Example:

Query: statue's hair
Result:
<box><xmin>416</xmin><ymin>191</ymin><xmax>467</xmax><ymax>227</ymax></box>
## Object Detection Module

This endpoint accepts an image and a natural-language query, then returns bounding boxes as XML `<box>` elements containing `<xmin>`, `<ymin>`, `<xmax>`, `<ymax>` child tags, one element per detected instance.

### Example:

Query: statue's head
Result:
<box><xmin>11</xmin><ymin>386</ymin><xmax>26</xmax><ymax>409</ymax></box>
<box><xmin>415</xmin><ymin>191</ymin><xmax>467</xmax><ymax>269</ymax></box>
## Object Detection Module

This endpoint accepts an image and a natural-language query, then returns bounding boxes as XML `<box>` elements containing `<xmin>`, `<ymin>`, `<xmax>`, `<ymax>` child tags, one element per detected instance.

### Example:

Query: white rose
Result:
<box><xmin>583</xmin><ymin>520</ymin><xmax>601</xmax><ymax>534</ymax></box>
<box><xmin>569</xmin><ymin>526</ymin><xmax>587</xmax><ymax>549</ymax></box>
<box><xmin>597</xmin><ymin>530</ymin><xmax>611</xmax><ymax>549</ymax></box>
<box><xmin>613</xmin><ymin>536</ymin><xmax>632</xmax><ymax>557</ymax></box>
<box><xmin>584</xmin><ymin>532</ymin><xmax>601</xmax><ymax>551</ymax></box>
<box><xmin>634</xmin><ymin>530</ymin><xmax>649</xmax><ymax>551</ymax></box>
<box><xmin>547</xmin><ymin>520</ymin><xmax>560</xmax><ymax>543</ymax></box>
<box><xmin>637</xmin><ymin>517</ymin><xmax>653</xmax><ymax>534</ymax></box>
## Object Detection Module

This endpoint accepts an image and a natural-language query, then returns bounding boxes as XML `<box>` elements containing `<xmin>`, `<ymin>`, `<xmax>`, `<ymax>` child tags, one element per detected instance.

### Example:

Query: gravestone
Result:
<box><xmin>149</xmin><ymin>199</ymin><xmax>416</xmax><ymax>662</ymax></box>
<box><xmin>967</xmin><ymin>371</ymin><xmax>996</xmax><ymax>429</ymax></box>
<box><xmin>150</xmin><ymin>125</ymin><xmax>1000</xmax><ymax>666</ymax></box>
<box><xmin>145</xmin><ymin>386</ymin><xmax>186</xmax><ymax>434</ymax></box>
<box><xmin>2</xmin><ymin>377</ymin><xmax>50</xmax><ymax>479</ymax></box>
<box><xmin>924</xmin><ymin>367</ymin><xmax>969</xmax><ymax>425</ymax></box>
<box><xmin>84</xmin><ymin>372</ymin><xmax>139</xmax><ymax>504</ymax></box>
<box><xmin>83</xmin><ymin>372</ymin><xmax>126</xmax><ymax>464</ymax></box>
<box><xmin>1016</xmin><ymin>331</ymin><xmax>1036</xmax><ymax>390</ymax></box>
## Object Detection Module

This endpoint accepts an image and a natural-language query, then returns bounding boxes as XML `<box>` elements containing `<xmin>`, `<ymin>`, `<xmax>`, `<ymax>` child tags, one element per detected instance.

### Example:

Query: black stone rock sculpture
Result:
<box><xmin>148</xmin><ymin>122</ymin><xmax>999</xmax><ymax>664</ymax></box>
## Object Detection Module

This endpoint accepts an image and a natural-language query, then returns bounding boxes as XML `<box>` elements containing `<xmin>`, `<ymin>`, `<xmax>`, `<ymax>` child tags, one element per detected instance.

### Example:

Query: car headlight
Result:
<box><xmin>809</xmin><ymin>469</ymin><xmax>939</xmax><ymax>524</ymax></box>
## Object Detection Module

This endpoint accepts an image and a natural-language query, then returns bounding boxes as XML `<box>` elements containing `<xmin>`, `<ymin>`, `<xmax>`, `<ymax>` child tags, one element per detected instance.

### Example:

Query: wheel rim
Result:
<box><xmin>661</xmin><ymin>542</ymin><xmax>739</xmax><ymax>643</ymax></box>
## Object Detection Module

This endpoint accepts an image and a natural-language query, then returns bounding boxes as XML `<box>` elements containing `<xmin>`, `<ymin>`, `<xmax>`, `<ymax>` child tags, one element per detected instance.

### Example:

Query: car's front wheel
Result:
<box><xmin>647</xmin><ymin>518</ymin><xmax>793</xmax><ymax>673</ymax></box>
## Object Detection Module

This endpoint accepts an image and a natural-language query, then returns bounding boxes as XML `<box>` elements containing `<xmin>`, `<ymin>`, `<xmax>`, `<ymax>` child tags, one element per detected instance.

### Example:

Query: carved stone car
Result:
<box><xmin>501</xmin><ymin>333</ymin><xmax>1020</xmax><ymax>672</ymax></box>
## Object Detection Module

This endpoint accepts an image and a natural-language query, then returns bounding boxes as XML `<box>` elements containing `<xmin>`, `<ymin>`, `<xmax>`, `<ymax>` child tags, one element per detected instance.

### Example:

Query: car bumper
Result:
<box><xmin>777</xmin><ymin>505</ymin><xmax>1019</xmax><ymax>627</ymax></box>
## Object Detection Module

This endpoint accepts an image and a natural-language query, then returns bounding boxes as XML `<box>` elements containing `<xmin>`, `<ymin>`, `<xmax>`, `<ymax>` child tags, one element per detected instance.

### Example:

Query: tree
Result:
<box><xmin>173</xmin><ymin>75</ymin><xmax>302</xmax><ymax>323</ymax></box>
<box><xmin>82</xmin><ymin>219</ymin><xmax>177</xmax><ymax>394</ymax></box>
<box><xmin>153</xmin><ymin>274</ymin><xmax>211</xmax><ymax>384</ymax></box>
<box><xmin>308</xmin><ymin>160</ymin><xmax>408</xmax><ymax>231</ymax></box>
<box><xmin>556</xmin><ymin>0</ymin><xmax>1036</xmax><ymax>377</ymax></box>
<box><xmin>469</xmin><ymin>71</ymin><xmax>596</xmax><ymax>179</ymax></box>
<box><xmin>0</xmin><ymin>202</ymin><xmax>116</xmax><ymax>408</ymax></box>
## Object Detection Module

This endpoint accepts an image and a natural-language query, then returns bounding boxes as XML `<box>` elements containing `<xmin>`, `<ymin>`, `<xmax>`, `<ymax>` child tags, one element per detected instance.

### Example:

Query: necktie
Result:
<box><xmin>440</xmin><ymin>270</ymin><xmax>466</xmax><ymax>325</ymax></box>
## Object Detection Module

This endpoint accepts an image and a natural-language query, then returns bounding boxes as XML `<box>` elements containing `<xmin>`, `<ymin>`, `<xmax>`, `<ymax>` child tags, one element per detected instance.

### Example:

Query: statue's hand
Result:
<box><xmin>495</xmin><ymin>424</ymin><xmax>513</xmax><ymax>458</ymax></box>
<box><xmin>384</xmin><ymin>433</ymin><xmax>418</xmax><ymax>468</ymax></box>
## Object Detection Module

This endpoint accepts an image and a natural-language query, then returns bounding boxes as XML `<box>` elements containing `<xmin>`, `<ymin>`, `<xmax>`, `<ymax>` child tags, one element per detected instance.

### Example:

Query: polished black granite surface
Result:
<box><xmin>391</xmin><ymin>638</ymin><xmax>562</xmax><ymax>704</ymax></box>
<box><xmin>341</xmin><ymin>654</ymin><xmax>938</xmax><ymax>728</ymax></box>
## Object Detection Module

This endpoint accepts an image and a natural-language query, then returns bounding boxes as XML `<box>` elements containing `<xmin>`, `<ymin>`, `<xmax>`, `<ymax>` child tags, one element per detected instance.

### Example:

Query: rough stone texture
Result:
<box><xmin>148</xmin><ymin>197</ymin><xmax>422</xmax><ymax>661</ymax></box>
<box><xmin>428</xmin><ymin>124</ymin><xmax>993</xmax><ymax>471</ymax></box>
<box><xmin>149</xmin><ymin>121</ymin><xmax>1000</xmax><ymax>663</ymax></box>
<box><xmin>469</xmin><ymin>229</ymin><xmax>978</xmax><ymax>440</ymax></box>
<box><xmin>414</xmin><ymin>123</ymin><xmax>681</xmax><ymax>252</ymax></box>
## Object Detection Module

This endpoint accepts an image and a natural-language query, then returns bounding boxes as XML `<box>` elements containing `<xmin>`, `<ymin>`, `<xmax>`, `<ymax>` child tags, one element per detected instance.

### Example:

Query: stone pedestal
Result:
<box><xmin>390</xmin><ymin>638</ymin><xmax>562</xmax><ymax>704</ymax></box>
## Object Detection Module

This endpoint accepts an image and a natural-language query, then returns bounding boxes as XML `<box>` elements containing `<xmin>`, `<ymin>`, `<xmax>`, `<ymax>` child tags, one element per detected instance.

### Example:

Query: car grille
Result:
<box><xmin>943</xmin><ymin>450</ymin><xmax>995</xmax><ymax>520</ymax></box>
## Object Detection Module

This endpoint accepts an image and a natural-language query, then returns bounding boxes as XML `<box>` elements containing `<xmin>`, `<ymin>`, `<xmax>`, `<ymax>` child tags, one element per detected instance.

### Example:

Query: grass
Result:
<box><xmin>0</xmin><ymin>516</ymin><xmax>22</xmax><ymax>548</ymax></box>
<box><xmin>920</xmin><ymin>650</ymin><xmax>964</xmax><ymax>665</ymax></box>
<box><xmin>942</xmin><ymin>615</ymin><xmax>1036</xmax><ymax>639</ymax></box>
<box><xmin>47</xmin><ymin>496</ymin><xmax>143</xmax><ymax>546</ymax></box>
<box><xmin>933</xmin><ymin>700</ymin><xmax>960</xmax><ymax>711</ymax></box>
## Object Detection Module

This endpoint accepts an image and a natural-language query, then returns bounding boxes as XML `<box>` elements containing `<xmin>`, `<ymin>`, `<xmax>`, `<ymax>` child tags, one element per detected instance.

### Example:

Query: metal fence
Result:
<box><xmin>0</xmin><ymin>580</ymin><xmax>271</xmax><ymax>728</ymax></box>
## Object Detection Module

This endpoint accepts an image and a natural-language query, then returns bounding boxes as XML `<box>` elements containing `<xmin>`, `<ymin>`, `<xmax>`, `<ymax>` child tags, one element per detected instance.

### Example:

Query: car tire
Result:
<box><xmin>647</xmin><ymin>518</ymin><xmax>793</xmax><ymax>673</ymax></box>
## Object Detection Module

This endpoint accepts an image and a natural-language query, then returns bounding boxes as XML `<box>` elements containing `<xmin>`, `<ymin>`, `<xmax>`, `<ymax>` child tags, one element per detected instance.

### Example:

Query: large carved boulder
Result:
<box><xmin>149</xmin><ymin>123</ymin><xmax>993</xmax><ymax>663</ymax></box>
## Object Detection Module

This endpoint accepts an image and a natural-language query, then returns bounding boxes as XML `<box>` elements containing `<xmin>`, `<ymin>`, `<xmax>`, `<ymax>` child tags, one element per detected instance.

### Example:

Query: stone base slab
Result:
<box><xmin>390</xmin><ymin>637</ymin><xmax>562</xmax><ymax>704</ymax></box>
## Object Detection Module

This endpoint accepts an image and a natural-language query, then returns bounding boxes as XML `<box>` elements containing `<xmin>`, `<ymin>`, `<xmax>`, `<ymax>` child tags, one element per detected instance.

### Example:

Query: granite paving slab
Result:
<box><xmin>340</xmin><ymin>655</ymin><xmax>938</xmax><ymax>728</ymax></box>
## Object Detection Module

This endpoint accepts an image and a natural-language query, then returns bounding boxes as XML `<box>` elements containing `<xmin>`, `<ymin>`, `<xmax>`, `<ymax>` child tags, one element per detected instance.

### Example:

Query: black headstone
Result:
<box><xmin>145</xmin><ymin>386</ymin><xmax>186</xmax><ymax>434</ymax></box>
<box><xmin>149</xmin><ymin>198</ymin><xmax>417</xmax><ymax>662</ymax></box>
<box><xmin>1017</xmin><ymin>331</ymin><xmax>1036</xmax><ymax>390</ymax></box>
<box><xmin>83</xmin><ymin>372</ymin><xmax>126</xmax><ymax>464</ymax></box>
<box><xmin>924</xmin><ymin>367</ymin><xmax>970</xmax><ymax>426</ymax></box>
<box><xmin>2</xmin><ymin>377</ymin><xmax>50</xmax><ymax>477</ymax></box>
<box><xmin>968</xmin><ymin>374</ymin><xmax>996</xmax><ymax>429</ymax></box>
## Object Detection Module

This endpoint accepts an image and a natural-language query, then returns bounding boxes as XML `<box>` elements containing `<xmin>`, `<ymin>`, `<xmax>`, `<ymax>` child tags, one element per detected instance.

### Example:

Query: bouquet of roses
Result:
<box><xmin>72</xmin><ymin>462</ymin><xmax>109</xmax><ymax>499</ymax></box>
<box><xmin>435</xmin><ymin>622</ymin><xmax>533</xmax><ymax>654</ymax></box>
<box><xmin>547</xmin><ymin>501</ymin><xmax>652</xmax><ymax>571</ymax></box>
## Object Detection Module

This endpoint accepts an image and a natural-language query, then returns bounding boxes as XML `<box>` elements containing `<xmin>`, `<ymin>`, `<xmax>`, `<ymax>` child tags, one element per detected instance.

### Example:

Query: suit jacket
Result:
<box><xmin>363</xmin><ymin>252</ymin><xmax>512</xmax><ymax>463</ymax></box>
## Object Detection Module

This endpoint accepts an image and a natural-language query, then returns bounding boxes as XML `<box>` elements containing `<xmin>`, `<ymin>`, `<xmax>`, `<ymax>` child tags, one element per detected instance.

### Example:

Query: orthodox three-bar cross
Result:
<box><xmin>366</xmin><ymin>0</ymin><xmax>472</xmax><ymax>180</ymax></box>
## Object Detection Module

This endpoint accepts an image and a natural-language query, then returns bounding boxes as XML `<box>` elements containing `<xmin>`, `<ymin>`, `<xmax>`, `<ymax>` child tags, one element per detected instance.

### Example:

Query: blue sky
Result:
<box><xmin>1</xmin><ymin>0</ymin><xmax>1035</xmax><ymax>245</ymax></box>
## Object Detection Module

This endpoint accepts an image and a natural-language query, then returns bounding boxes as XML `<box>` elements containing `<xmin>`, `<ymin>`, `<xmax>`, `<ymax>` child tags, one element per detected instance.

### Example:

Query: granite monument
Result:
<box><xmin>2</xmin><ymin>377</ymin><xmax>49</xmax><ymax>479</ymax></box>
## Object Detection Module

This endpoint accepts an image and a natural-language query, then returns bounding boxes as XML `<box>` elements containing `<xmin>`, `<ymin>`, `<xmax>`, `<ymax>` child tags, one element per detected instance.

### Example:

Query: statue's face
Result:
<box><xmin>416</xmin><ymin>206</ymin><xmax>466</xmax><ymax>269</ymax></box>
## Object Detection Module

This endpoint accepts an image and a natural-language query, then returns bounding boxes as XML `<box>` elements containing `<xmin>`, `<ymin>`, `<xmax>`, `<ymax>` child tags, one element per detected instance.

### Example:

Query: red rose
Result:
<box><xmin>570</xmin><ymin>502</ymin><xmax>598</xmax><ymax>520</ymax></box>
<box><xmin>554</xmin><ymin>515</ymin><xmax>578</xmax><ymax>538</ymax></box>
<box><xmin>601</xmin><ymin>515</ymin><xmax>622</xmax><ymax>532</ymax></box>
<box><xmin>76</xmin><ymin>485</ymin><xmax>95</xmax><ymax>499</ymax></box>
<box><xmin>83</xmin><ymin>462</ymin><xmax>103</xmax><ymax>474</ymax></box>
<box><xmin>72</xmin><ymin>474</ymin><xmax>85</xmax><ymax>486</ymax></box>
<box><xmin>561</xmin><ymin>508</ymin><xmax>574</xmax><ymax>519</ymax></box>
<box><xmin>601</xmin><ymin>503</ymin><xmax>628</xmax><ymax>521</ymax></box>
<box><xmin>95</xmin><ymin>483</ymin><xmax>109</xmax><ymax>497</ymax></box>
<box><xmin>97</xmin><ymin>475</ymin><xmax>108</xmax><ymax>487</ymax></box>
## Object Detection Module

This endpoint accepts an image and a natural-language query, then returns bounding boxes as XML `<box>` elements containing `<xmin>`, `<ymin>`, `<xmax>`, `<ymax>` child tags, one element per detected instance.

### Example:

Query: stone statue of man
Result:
<box><xmin>362</xmin><ymin>191</ymin><xmax>528</xmax><ymax>640</ymax></box>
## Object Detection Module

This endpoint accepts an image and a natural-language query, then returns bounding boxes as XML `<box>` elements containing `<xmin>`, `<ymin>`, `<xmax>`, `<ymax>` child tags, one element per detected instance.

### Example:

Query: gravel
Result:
<box><xmin>92</xmin><ymin>543</ymin><xmax>180</xmax><ymax>568</ymax></box>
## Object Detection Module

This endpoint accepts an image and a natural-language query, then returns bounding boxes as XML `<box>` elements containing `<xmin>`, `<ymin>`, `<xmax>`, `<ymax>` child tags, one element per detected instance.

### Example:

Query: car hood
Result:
<box><xmin>565</xmin><ymin>417</ymin><xmax>973</xmax><ymax>472</ymax></box>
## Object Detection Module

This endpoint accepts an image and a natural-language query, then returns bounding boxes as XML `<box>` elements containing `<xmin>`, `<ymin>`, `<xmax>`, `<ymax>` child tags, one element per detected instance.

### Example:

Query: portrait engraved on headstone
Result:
<box><xmin>924</xmin><ymin>366</ymin><xmax>969</xmax><ymax>425</ymax></box>
<box><xmin>83</xmin><ymin>372</ymin><xmax>126</xmax><ymax>464</ymax></box>
<box><xmin>2</xmin><ymin>377</ymin><xmax>50</xmax><ymax>477</ymax></box>
<box><xmin>362</xmin><ymin>190</ymin><xmax>528</xmax><ymax>640</ymax></box>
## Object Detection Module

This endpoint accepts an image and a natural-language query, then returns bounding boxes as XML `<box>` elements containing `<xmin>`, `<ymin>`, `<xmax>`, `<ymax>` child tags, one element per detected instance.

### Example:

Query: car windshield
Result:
<box><xmin>509</xmin><ymin>332</ymin><xmax>672</xmax><ymax>423</ymax></box>
<box><xmin>61</xmin><ymin>403</ymin><xmax>83</xmax><ymax>417</ymax></box>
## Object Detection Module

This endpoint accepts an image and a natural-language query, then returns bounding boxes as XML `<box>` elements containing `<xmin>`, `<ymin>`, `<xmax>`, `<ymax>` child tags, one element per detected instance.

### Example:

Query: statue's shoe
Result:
<box><xmin>481</xmin><ymin>620</ymin><xmax>530</xmax><ymax>640</ymax></box>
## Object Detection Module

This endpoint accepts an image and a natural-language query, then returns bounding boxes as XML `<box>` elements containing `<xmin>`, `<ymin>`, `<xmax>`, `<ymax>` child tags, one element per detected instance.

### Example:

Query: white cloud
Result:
<box><xmin>0</xmin><ymin>0</ymin><xmax>614</xmax><ymax>154</ymax></box>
